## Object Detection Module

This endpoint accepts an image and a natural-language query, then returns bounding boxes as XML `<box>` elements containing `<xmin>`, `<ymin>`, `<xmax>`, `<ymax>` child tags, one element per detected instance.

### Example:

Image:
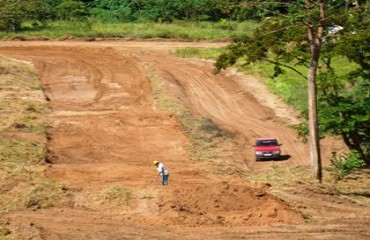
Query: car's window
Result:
<box><xmin>256</xmin><ymin>140</ymin><xmax>278</xmax><ymax>146</ymax></box>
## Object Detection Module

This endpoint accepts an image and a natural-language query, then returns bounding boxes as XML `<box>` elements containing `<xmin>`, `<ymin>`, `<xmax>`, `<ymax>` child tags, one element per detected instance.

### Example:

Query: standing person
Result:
<box><xmin>153</xmin><ymin>160</ymin><xmax>169</xmax><ymax>186</ymax></box>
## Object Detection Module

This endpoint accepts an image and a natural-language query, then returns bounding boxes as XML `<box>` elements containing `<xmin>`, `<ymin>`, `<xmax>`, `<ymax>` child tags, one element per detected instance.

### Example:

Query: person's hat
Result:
<box><xmin>153</xmin><ymin>160</ymin><xmax>159</xmax><ymax>165</ymax></box>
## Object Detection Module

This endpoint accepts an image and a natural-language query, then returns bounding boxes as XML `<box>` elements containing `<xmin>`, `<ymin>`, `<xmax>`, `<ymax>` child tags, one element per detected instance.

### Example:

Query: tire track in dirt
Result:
<box><xmin>0</xmin><ymin>42</ymin><xmax>336</xmax><ymax>178</ymax></box>
<box><xmin>0</xmin><ymin>45</ymin><xmax>202</xmax><ymax>188</ymax></box>
<box><xmin>141</xmin><ymin>54</ymin><xmax>310</xmax><ymax>170</ymax></box>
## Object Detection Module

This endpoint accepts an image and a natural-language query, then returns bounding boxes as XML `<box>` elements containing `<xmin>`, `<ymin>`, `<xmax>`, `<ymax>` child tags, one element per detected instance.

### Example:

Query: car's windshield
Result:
<box><xmin>256</xmin><ymin>140</ymin><xmax>278</xmax><ymax>146</ymax></box>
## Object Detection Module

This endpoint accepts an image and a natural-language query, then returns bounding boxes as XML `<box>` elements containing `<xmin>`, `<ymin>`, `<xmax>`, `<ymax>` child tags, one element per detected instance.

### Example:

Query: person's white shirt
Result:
<box><xmin>156</xmin><ymin>163</ymin><xmax>169</xmax><ymax>175</ymax></box>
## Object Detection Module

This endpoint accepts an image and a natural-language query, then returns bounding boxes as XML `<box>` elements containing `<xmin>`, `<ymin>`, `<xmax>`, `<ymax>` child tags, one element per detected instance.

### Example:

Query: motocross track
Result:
<box><xmin>0</xmin><ymin>40</ymin><xmax>369</xmax><ymax>240</ymax></box>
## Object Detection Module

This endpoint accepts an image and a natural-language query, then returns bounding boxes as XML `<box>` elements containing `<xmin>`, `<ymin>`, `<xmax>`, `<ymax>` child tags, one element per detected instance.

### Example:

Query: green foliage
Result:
<box><xmin>90</xmin><ymin>0</ymin><xmax>133</xmax><ymax>22</ymax></box>
<box><xmin>215</xmin><ymin>1</ymin><xmax>370</xmax><ymax>165</ymax></box>
<box><xmin>0</xmin><ymin>21</ymin><xmax>256</xmax><ymax>40</ymax></box>
<box><xmin>319</xmin><ymin>75</ymin><xmax>370</xmax><ymax>164</ymax></box>
<box><xmin>3</xmin><ymin>0</ymin><xmax>365</xmax><ymax>32</ymax></box>
<box><xmin>0</xmin><ymin>0</ymin><xmax>263</xmax><ymax>33</ymax></box>
<box><xmin>317</xmin><ymin>5</ymin><xmax>370</xmax><ymax>165</ymax></box>
<box><xmin>55</xmin><ymin>0</ymin><xmax>90</xmax><ymax>20</ymax></box>
<box><xmin>326</xmin><ymin>151</ymin><xmax>365</xmax><ymax>182</ymax></box>
<box><xmin>0</xmin><ymin>0</ymin><xmax>89</xmax><ymax>31</ymax></box>
<box><xmin>0</xmin><ymin>0</ymin><xmax>28</xmax><ymax>31</ymax></box>
<box><xmin>27</xmin><ymin>0</ymin><xmax>54</xmax><ymax>28</ymax></box>
<box><xmin>89</xmin><ymin>0</ymin><xmax>268</xmax><ymax>23</ymax></box>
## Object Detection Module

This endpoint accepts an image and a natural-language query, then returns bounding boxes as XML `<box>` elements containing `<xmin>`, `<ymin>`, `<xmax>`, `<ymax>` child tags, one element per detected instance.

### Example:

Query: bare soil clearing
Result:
<box><xmin>0</xmin><ymin>41</ymin><xmax>368</xmax><ymax>240</ymax></box>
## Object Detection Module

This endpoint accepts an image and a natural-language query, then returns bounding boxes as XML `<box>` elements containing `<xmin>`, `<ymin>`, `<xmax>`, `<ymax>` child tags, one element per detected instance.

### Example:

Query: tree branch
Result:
<box><xmin>264</xmin><ymin>58</ymin><xmax>307</xmax><ymax>79</ymax></box>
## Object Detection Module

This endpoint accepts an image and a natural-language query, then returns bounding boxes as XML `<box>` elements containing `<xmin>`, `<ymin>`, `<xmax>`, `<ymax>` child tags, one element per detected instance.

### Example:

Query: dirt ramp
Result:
<box><xmin>158</xmin><ymin>182</ymin><xmax>303</xmax><ymax>226</ymax></box>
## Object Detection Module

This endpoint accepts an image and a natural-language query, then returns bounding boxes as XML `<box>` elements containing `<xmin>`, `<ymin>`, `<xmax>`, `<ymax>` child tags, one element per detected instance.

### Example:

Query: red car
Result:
<box><xmin>253</xmin><ymin>138</ymin><xmax>282</xmax><ymax>161</ymax></box>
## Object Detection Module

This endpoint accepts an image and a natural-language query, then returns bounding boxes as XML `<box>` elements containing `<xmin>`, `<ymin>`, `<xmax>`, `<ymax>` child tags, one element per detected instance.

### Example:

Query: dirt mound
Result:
<box><xmin>158</xmin><ymin>182</ymin><xmax>303</xmax><ymax>226</ymax></box>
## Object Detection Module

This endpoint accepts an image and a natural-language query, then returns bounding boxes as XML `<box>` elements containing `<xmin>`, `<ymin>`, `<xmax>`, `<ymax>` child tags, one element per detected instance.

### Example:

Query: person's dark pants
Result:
<box><xmin>162</xmin><ymin>174</ymin><xmax>169</xmax><ymax>186</ymax></box>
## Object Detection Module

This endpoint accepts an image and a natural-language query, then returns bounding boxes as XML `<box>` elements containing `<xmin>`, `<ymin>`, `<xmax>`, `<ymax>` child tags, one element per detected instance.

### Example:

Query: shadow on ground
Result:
<box><xmin>257</xmin><ymin>155</ymin><xmax>291</xmax><ymax>162</ymax></box>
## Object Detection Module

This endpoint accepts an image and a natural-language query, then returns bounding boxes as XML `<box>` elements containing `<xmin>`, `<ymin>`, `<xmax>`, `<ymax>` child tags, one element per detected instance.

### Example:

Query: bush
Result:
<box><xmin>326</xmin><ymin>151</ymin><xmax>365</xmax><ymax>181</ymax></box>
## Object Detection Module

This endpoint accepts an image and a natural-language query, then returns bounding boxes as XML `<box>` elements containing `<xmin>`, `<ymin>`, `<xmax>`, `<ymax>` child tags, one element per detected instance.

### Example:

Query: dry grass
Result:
<box><xmin>102</xmin><ymin>187</ymin><xmax>131</xmax><ymax>206</ymax></box>
<box><xmin>0</xmin><ymin>227</ymin><xmax>14</xmax><ymax>240</ymax></box>
<box><xmin>247</xmin><ymin>165</ymin><xmax>370</xmax><ymax>206</ymax></box>
<box><xmin>0</xmin><ymin>56</ymin><xmax>70</xmax><ymax>215</ymax></box>
<box><xmin>0</xmin><ymin>56</ymin><xmax>40</xmax><ymax>91</ymax></box>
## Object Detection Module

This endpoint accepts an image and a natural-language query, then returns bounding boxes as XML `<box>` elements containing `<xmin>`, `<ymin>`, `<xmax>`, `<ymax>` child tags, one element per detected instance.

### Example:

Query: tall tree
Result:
<box><xmin>304</xmin><ymin>0</ymin><xmax>324</xmax><ymax>181</ymax></box>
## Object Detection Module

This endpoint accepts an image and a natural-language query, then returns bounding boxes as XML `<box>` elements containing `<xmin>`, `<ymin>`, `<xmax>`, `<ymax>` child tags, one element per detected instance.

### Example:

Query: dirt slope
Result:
<box><xmin>0</xmin><ymin>41</ymin><xmax>367</xmax><ymax>240</ymax></box>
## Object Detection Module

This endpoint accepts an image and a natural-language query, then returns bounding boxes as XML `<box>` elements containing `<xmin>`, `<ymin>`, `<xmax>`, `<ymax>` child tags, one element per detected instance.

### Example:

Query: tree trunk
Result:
<box><xmin>307</xmin><ymin>44</ymin><xmax>323</xmax><ymax>182</ymax></box>
<box><xmin>305</xmin><ymin>0</ymin><xmax>325</xmax><ymax>182</ymax></box>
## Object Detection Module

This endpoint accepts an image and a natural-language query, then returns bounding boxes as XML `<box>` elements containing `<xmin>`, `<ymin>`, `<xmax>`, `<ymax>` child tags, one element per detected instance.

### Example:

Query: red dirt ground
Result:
<box><xmin>0</xmin><ymin>40</ymin><xmax>368</xmax><ymax>240</ymax></box>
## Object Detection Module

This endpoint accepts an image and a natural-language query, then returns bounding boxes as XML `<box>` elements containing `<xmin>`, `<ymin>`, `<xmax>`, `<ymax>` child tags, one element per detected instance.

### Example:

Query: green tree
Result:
<box><xmin>0</xmin><ymin>0</ymin><xmax>29</xmax><ymax>31</ymax></box>
<box><xmin>91</xmin><ymin>0</ymin><xmax>134</xmax><ymax>22</ymax></box>
<box><xmin>215</xmin><ymin>1</ymin><xmax>369</xmax><ymax>180</ymax></box>
<box><xmin>27</xmin><ymin>0</ymin><xmax>57</xmax><ymax>28</ymax></box>
<box><xmin>0</xmin><ymin>0</ymin><xmax>70</xmax><ymax>30</ymax></box>
<box><xmin>89</xmin><ymin>0</ymin><xmax>251</xmax><ymax>23</ymax></box>
<box><xmin>314</xmin><ymin>3</ymin><xmax>369</xmax><ymax>165</ymax></box>
<box><xmin>55</xmin><ymin>0</ymin><xmax>90</xmax><ymax>21</ymax></box>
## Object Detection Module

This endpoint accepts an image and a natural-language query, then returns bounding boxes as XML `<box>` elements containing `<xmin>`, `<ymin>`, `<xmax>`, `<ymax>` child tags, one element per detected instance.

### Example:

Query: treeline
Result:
<box><xmin>0</xmin><ymin>0</ymin><xmax>336</xmax><ymax>31</ymax></box>
<box><xmin>0</xmin><ymin>0</ymin><xmax>260</xmax><ymax>31</ymax></box>
<box><xmin>1</xmin><ymin>0</ymin><xmax>367</xmax><ymax>31</ymax></box>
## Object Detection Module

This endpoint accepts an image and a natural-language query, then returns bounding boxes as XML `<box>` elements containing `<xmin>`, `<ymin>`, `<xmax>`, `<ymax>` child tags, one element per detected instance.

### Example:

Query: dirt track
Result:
<box><xmin>0</xmin><ymin>41</ymin><xmax>368</xmax><ymax>239</ymax></box>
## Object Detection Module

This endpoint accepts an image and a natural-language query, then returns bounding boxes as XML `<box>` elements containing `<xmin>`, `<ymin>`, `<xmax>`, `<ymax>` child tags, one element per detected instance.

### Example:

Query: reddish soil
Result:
<box><xmin>0</xmin><ymin>41</ymin><xmax>368</xmax><ymax>240</ymax></box>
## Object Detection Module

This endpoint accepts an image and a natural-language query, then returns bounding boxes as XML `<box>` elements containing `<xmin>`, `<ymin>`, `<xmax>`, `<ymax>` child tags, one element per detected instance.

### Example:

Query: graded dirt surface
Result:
<box><xmin>0</xmin><ymin>41</ymin><xmax>369</xmax><ymax>240</ymax></box>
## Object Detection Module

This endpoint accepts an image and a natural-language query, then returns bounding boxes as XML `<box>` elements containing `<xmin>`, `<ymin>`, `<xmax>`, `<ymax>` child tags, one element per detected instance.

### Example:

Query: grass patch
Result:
<box><xmin>84</xmin><ymin>187</ymin><xmax>132</xmax><ymax>209</ymax></box>
<box><xmin>238</xmin><ymin>56</ymin><xmax>359</xmax><ymax>113</ymax></box>
<box><xmin>171</xmin><ymin>47</ymin><xmax>224</xmax><ymax>60</ymax></box>
<box><xmin>0</xmin><ymin>57</ymin><xmax>49</xmax><ymax>134</ymax></box>
<box><xmin>0</xmin><ymin>227</ymin><xmax>11</xmax><ymax>236</ymax></box>
<box><xmin>0</xmin><ymin>164</ymin><xmax>43</xmax><ymax>182</ymax></box>
<box><xmin>103</xmin><ymin>186</ymin><xmax>131</xmax><ymax>206</ymax></box>
<box><xmin>0</xmin><ymin>227</ymin><xmax>14</xmax><ymax>239</ymax></box>
<box><xmin>0</xmin><ymin>56</ymin><xmax>40</xmax><ymax>91</ymax></box>
<box><xmin>0</xmin><ymin>99</ymin><xmax>49</xmax><ymax>134</ymax></box>
<box><xmin>0</xmin><ymin>55</ymin><xmax>70</xmax><ymax>213</ymax></box>
<box><xmin>22</xmin><ymin>181</ymin><xmax>70</xmax><ymax>209</ymax></box>
<box><xmin>0</xmin><ymin>21</ymin><xmax>259</xmax><ymax>40</ymax></box>
<box><xmin>0</xmin><ymin>139</ymin><xmax>45</xmax><ymax>164</ymax></box>
<box><xmin>247</xmin><ymin>165</ymin><xmax>370</xmax><ymax>206</ymax></box>
<box><xmin>239</xmin><ymin>62</ymin><xmax>308</xmax><ymax>111</ymax></box>
<box><xmin>1</xmin><ymin>180</ymin><xmax>71</xmax><ymax>212</ymax></box>
<box><xmin>246</xmin><ymin>165</ymin><xmax>316</xmax><ymax>186</ymax></box>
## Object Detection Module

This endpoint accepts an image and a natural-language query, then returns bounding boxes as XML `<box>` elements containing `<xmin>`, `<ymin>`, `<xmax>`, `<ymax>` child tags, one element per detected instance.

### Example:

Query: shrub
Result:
<box><xmin>326</xmin><ymin>151</ymin><xmax>365</xmax><ymax>181</ymax></box>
